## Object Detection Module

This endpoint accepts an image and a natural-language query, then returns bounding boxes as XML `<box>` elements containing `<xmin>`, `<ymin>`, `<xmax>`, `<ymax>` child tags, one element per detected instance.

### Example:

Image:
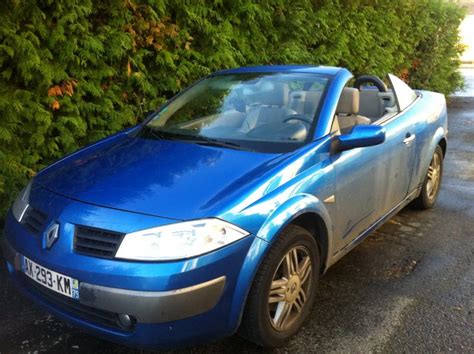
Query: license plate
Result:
<box><xmin>22</xmin><ymin>256</ymin><xmax>79</xmax><ymax>300</ymax></box>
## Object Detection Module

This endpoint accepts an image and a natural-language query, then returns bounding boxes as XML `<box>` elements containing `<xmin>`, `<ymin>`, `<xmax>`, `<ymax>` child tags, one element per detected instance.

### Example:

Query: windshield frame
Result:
<box><xmin>138</xmin><ymin>71</ymin><xmax>333</xmax><ymax>153</ymax></box>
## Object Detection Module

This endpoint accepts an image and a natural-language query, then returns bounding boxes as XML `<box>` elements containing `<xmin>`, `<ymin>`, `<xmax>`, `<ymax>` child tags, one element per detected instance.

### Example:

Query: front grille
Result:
<box><xmin>74</xmin><ymin>226</ymin><xmax>125</xmax><ymax>259</ymax></box>
<box><xmin>20</xmin><ymin>275</ymin><xmax>133</xmax><ymax>331</ymax></box>
<box><xmin>21</xmin><ymin>206</ymin><xmax>48</xmax><ymax>235</ymax></box>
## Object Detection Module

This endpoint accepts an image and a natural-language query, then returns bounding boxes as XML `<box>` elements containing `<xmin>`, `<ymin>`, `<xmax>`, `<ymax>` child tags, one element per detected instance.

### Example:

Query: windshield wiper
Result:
<box><xmin>192</xmin><ymin>135</ymin><xmax>247</xmax><ymax>150</ymax></box>
<box><xmin>143</xmin><ymin>127</ymin><xmax>248</xmax><ymax>151</ymax></box>
<box><xmin>143</xmin><ymin>127</ymin><xmax>193</xmax><ymax>141</ymax></box>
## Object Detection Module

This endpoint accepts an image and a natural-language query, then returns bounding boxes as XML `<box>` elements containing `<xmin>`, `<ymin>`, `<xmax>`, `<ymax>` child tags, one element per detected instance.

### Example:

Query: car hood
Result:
<box><xmin>35</xmin><ymin>132</ymin><xmax>284</xmax><ymax>220</ymax></box>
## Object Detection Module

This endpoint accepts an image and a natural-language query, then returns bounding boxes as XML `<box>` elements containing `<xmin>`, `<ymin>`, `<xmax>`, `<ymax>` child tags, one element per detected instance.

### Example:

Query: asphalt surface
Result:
<box><xmin>0</xmin><ymin>97</ymin><xmax>473</xmax><ymax>353</ymax></box>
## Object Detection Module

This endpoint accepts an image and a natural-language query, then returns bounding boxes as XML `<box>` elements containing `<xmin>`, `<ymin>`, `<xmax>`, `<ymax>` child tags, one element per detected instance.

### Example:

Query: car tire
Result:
<box><xmin>239</xmin><ymin>224</ymin><xmax>320</xmax><ymax>347</ymax></box>
<box><xmin>412</xmin><ymin>145</ymin><xmax>444</xmax><ymax>209</ymax></box>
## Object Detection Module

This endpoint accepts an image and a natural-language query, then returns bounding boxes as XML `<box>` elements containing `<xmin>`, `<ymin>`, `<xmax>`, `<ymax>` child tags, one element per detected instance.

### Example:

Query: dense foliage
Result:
<box><xmin>0</xmin><ymin>0</ymin><xmax>465</xmax><ymax>217</ymax></box>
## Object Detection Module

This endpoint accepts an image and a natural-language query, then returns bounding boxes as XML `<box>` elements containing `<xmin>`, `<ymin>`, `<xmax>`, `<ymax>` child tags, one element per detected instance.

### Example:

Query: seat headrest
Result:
<box><xmin>336</xmin><ymin>87</ymin><xmax>359</xmax><ymax>115</ymax></box>
<box><xmin>304</xmin><ymin>91</ymin><xmax>322</xmax><ymax>115</ymax></box>
<box><xmin>258</xmin><ymin>83</ymin><xmax>289</xmax><ymax>106</ymax></box>
<box><xmin>289</xmin><ymin>90</ymin><xmax>322</xmax><ymax>115</ymax></box>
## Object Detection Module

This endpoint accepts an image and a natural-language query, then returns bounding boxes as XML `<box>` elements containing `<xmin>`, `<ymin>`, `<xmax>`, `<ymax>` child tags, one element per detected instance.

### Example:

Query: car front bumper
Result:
<box><xmin>3</xmin><ymin>201</ymin><xmax>266</xmax><ymax>349</ymax></box>
<box><xmin>3</xmin><ymin>237</ymin><xmax>226</xmax><ymax>324</ymax></box>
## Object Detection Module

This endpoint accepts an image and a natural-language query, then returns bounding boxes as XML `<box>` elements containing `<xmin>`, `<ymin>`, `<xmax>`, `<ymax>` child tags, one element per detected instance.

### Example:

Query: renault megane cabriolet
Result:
<box><xmin>3</xmin><ymin>65</ymin><xmax>447</xmax><ymax>349</ymax></box>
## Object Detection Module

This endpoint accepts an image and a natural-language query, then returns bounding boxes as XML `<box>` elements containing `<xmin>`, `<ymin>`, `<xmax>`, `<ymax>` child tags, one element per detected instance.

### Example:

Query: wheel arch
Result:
<box><xmin>227</xmin><ymin>194</ymin><xmax>333</xmax><ymax>333</ymax></box>
<box><xmin>438</xmin><ymin>137</ymin><xmax>447</xmax><ymax>157</ymax></box>
<box><xmin>417</xmin><ymin>127</ymin><xmax>447</xmax><ymax>187</ymax></box>
<box><xmin>289</xmin><ymin>212</ymin><xmax>329</xmax><ymax>273</ymax></box>
<box><xmin>255</xmin><ymin>193</ymin><xmax>333</xmax><ymax>272</ymax></box>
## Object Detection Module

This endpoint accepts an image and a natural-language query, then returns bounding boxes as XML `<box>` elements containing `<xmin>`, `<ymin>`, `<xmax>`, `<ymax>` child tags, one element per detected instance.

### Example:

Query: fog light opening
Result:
<box><xmin>117</xmin><ymin>313</ymin><xmax>136</xmax><ymax>330</ymax></box>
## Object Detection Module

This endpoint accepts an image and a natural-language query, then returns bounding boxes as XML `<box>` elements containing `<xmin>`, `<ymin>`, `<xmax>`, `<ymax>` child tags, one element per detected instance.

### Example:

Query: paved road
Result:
<box><xmin>455</xmin><ymin>68</ymin><xmax>474</xmax><ymax>97</ymax></box>
<box><xmin>0</xmin><ymin>98</ymin><xmax>473</xmax><ymax>353</ymax></box>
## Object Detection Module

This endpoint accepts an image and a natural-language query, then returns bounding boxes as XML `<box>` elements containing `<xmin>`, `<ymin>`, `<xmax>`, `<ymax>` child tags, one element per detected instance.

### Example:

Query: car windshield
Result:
<box><xmin>141</xmin><ymin>72</ymin><xmax>330</xmax><ymax>153</ymax></box>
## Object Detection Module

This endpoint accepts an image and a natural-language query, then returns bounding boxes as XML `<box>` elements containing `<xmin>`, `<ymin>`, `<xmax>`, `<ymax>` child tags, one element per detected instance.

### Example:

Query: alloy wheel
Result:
<box><xmin>426</xmin><ymin>152</ymin><xmax>441</xmax><ymax>200</ymax></box>
<box><xmin>268</xmin><ymin>245</ymin><xmax>313</xmax><ymax>331</ymax></box>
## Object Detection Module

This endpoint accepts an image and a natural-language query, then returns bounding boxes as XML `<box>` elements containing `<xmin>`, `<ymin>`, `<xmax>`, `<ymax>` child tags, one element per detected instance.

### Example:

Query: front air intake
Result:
<box><xmin>74</xmin><ymin>225</ymin><xmax>125</xmax><ymax>259</ymax></box>
<box><xmin>21</xmin><ymin>206</ymin><xmax>48</xmax><ymax>235</ymax></box>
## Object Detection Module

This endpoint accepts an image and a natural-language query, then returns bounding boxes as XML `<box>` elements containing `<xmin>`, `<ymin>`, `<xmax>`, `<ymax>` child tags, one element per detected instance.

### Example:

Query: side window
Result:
<box><xmin>388</xmin><ymin>74</ymin><xmax>418</xmax><ymax>111</ymax></box>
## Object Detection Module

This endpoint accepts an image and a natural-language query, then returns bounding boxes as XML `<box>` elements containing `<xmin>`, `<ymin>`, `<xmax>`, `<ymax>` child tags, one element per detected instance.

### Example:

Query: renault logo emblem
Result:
<box><xmin>45</xmin><ymin>223</ymin><xmax>59</xmax><ymax>249</ymax></box>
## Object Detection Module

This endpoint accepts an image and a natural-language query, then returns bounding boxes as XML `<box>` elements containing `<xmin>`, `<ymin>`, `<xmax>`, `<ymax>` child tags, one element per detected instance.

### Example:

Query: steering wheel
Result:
<box><xmin>283</xmin><ymin>114</ymin><xmax>312</xmax><ymax>125</ymax></box>
<box><xmin>354</xmin><ymin>75</ymin><xmax>387</xmax><ymax>92</ymax></box>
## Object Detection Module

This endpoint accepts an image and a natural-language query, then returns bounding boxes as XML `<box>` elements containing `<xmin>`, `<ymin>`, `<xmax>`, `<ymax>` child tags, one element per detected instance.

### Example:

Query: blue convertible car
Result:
<box><xmin>4</xmin><ymin>65</ymin><xmax>447</xmax><ymax>348</ymax></box>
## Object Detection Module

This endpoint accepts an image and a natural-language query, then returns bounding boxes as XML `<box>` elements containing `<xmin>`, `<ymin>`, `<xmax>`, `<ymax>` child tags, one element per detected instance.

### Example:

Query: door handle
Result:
<box><xmin>403</xmin><ymin>133</ymin><xmax>416</xmax><ymax>145</ymax></box>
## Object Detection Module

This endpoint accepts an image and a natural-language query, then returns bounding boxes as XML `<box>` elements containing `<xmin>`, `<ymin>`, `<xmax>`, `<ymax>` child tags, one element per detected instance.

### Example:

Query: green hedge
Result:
<box><xmin>0</xmin><ymin>0</ymin><xmax>465</xmax><ymax>218</ymax></box>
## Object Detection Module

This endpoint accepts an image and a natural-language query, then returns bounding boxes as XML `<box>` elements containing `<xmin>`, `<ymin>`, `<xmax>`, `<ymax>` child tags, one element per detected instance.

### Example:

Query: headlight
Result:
<box><xmin>12</xmin><ymin>180</ymin><xmax>33</xmax><ymax>222</ymax></box>
<box><xmin>115</xmin><ymin>218</ymin><xmax>250</xmax><ymax>261</ymax></box>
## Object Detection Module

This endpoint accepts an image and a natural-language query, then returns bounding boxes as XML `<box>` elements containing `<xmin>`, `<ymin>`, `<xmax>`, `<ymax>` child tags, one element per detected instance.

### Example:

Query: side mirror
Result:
<box><xmin>334</xmin><ymin>125</ymin><xmax>386</xmax><ymax>152</ymax></box>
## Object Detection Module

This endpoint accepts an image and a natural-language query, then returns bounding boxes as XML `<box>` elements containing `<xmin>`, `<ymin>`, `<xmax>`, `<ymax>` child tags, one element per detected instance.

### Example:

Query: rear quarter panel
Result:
<box><xmin>410</xmin><ymin>90</ymin><xmax>448</xmax><ymax>190</ymax></box>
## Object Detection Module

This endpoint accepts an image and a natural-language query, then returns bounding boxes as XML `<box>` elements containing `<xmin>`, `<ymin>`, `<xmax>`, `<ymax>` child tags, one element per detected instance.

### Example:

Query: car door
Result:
<box><xmin>331</xmin><ymin>128</ymin><xmax>389</xmax><ymax>252</ymax></box>
<box><xmin>377</xmin><ymin>74</ymin><xmax>418</xmax><ymax>212</ymax></box>
<box><xmin>331</xmin><ymin>76</ymin><xmax>418</xmax><ymax>252</ymax></box>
